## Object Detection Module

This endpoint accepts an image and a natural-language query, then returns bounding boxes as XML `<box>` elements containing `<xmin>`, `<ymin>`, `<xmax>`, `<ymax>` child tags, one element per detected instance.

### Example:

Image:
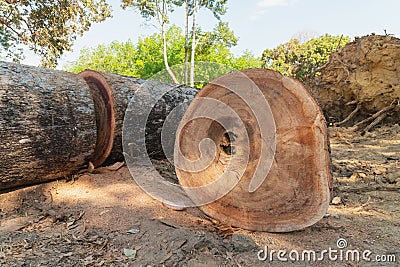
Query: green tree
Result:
<box><xmin>232</xmin><ymin>50</ymin><xmax>262</xmax><ymax>70</ymax></box>
<box><xmin>121</xmin><ymin>0</ymin><xmax>228</xmax><ymax>86</ymax></box>
<box><xmin>135</xmin><ymin>25</ymin><xmax>185</xmax><ymax>79</ymax></box>
<box><xmin>195</xmin><ymin>22</ymin><xmax>237</xmax><ymax>64</ymax></box>
<box><xmin>0</xmin><ymin>0</ymin><xmax>112</xmax><ymax>68</ymax></box>
<box><xmin>261</xmin><ymin>34</ymin><xmax>350</xmax><ymax>81</ymax></box>
<box><xmin>121</xmin><ymin>0</ymin><xmax>181</xmax><ymax>83</ymax></box>
<box><xmin>177</xmin><ymin>0</ymin><xmax>228</xmax><ymax>86</ymax></box>
<box><xmin>65</xmin><ymin>24</ymin><xmax>261</xmax><ymax>88</ymax></box>
<box><xmin>65</xmin><ymin>41</ymin><xmax>138</xmax><ymax>76</ymax></box>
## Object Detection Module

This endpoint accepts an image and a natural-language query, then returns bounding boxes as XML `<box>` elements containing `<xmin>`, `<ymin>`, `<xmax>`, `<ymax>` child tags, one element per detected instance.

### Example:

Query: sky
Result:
<box><xmin>21</xmin><ymin>0</ymin><xmax>400</xmax><ymax>68</ymax></box>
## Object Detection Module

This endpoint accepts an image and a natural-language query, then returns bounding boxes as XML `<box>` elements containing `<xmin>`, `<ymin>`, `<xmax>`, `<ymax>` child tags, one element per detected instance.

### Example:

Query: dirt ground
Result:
<box><xmin>1</xmin><ymin>125</ymin><xmax>399</xmax><ymax>267</ymax></box>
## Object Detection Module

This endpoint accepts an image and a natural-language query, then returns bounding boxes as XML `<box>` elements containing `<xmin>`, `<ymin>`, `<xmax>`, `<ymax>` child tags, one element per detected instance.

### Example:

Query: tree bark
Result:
<box><xmin>0</xmin><ymin>61</ymin><xmax>96</xmax><ymax>190</ymax></box>
<box><xmin>0</xmin><ymin>62</ymin><xmax>198</xmax><ymax>191</ymax></box>
<box><xmin>176</xmin><ymin>69</ymin><xmax>332</xmax><ymax>232</ymax></box>
<box><xmin>79</xmin><ymin>70</ymin><xmax>198</xmax><ymax>164</ymax></box>
<box><xmin>160</xmin><ymin>0</ymin><xmax>179</xmax><ymax>84</ymax></box>
<box><xmin>189</xmin><ymin>0</ymin><xmax>197</xmax><ymax>87</ymax></box>
<box><xmin>183</xmin><ymin>0</ymin><xmax>190</xmax><ymax>85</ymax></box>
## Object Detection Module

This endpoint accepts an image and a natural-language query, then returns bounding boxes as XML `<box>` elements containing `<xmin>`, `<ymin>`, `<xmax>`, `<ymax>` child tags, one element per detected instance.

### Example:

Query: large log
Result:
<box><xmin>0</xmin><ymin>61</ymin><xmax>96</xmax><ymax>190</ymax></box>
<box><xmin>175</xmin><ymin>69</ymin><xmax>332</xmax><ymax>232</ymax></box>
<box><xmin>0</xmin><ymin>62</ymin><xmax>198</xmax><ymax>191</ymax></box>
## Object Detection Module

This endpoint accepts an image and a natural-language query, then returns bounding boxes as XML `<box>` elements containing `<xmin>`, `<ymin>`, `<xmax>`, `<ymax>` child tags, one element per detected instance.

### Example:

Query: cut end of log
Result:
<box><xmin>79</xmin><ymin>70</ymin><xmax>116</xmax><ymax>167</ymax></box>
<box><xmin>175</xmin><ymin>69</ymin><xmax>331</xmax><ymax>232</ymax></box>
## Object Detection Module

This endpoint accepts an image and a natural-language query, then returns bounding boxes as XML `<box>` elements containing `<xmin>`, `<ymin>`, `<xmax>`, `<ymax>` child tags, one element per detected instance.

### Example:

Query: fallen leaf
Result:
<box><xmin>170</xmin><ymin>239</ymin><xmax>187</xmax><ymax>251</ymax></box>
<box><xmin>60</xmin><ymin>252</ymin><xmax>73</xmax><ymax>258</ymax></box>
<box><xmin>126</xmin><ymin>228</ymin><xmax>140</xmax><ymax>234</ymax></box>
<box><xmin>123</xmin><ymin>249</ymin><xmax>137</xmax><ymax>259</ymax></box>
<box><xmin>160</xmin><ymin>251</ymin><xmax>173</xmax><ymax>264</ymax></box>
<box><xmin>67</xmin><ymin>211</ymin><xmax>85</xmax><ymax>228</ymax></box>
<box><xmin>0</xmin><ymin>217</ymin><xmax>30</xmax><ymax>234</ymax></box>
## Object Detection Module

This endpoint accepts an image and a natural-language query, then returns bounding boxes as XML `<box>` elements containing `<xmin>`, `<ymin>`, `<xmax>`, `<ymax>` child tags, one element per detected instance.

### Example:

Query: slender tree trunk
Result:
<box><xmin>161</xmin><ymin>1</ymin><xmax>179</xmax><ymax>84</ymax></box>
<box><xmin>189</xmin><ymin>0</ymin><xmax>198</xmax><ymax>87</ymax></box>
<box><xmin>183</xmin><ymin>0</ymin><xmax>189</xmax><ymax>85</ymax></box>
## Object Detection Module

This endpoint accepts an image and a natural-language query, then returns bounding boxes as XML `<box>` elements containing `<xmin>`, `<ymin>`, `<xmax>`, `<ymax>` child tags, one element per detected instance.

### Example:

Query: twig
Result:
<box><xmin>354</xmin><ymin>104</ymin><xmax>396</xmax><ymax>129</ymax></box>
<box><xmin>337</xmin><ymin>186</ymin><xmax>400</xmax><ymax>193</ymax></box>
<box><xmin>336</xmin><ymin>34</ymin><xmax>344</xmax><ymax>50</ymax></box>
<box><xmin>361</xmin><ymin>113</ymin><xmax>387</xmax><ymax>135</ymax></box>
<box><xmin>335</xmin><ymin>103</ymin><xmax>361</xmax><ymax>126</ymax></box>
<box><xmin>345</xmin><ymin>100</ymin><xmax>358</xmax><ymax>106</ymax></box>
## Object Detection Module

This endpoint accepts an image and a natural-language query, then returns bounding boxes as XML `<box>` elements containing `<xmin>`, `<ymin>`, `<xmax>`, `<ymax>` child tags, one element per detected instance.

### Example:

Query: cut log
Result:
<box><xmin>175</xmin><ymin>69</ymin><xmax>332</xmax><ymax>232</ymax></box>
<box><xmin>79</xmin><ymin>70</ymin><xmax>198</xmax><ymax>164</ymax></box>
<box><xmin>0</xmin><ymin>62</ymin><xmax>198</xmax><ymax>191</ymax></box>
<box><xmin>0</xmin><ymin>61</ymin><xmax>96</xmax><ymax>190</ymax></box>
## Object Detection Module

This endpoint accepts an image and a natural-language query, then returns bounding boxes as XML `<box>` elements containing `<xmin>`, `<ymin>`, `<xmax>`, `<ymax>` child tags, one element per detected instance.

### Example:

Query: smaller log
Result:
<box><xmin>79</xmin><ymin>70</ymin><xmax>199</xmax><ymax>165</ymax></box>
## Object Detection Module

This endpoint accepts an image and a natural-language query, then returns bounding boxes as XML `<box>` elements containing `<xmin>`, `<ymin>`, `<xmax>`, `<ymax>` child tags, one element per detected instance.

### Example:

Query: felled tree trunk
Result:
<box><xmin>175</xmin><ymin>69</ymin><xmax>332</xmax><ymax>232</ymax></box>
<box><xmin>0</xmin><ymin>62</ymin><xmax>96</xmax><ymax>190</ymax></box>
<box><xmin>78</xmin><ymin>70</ymin><xmax>198</xmax><ymax>164</ymax></box>
<box><xmin>0</xmin><ymin>62</ymin><xmax>198</xmax><ymax>191</ymax></box>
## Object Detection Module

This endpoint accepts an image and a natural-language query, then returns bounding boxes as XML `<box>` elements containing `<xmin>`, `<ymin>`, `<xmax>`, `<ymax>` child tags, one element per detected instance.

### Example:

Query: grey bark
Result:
<box><xmin>79</xmin><ymin>70</ymin><xmax>198</xmax><ymax>164</ymax></box>
<box><xmin>0</xmin><ymin>62</ymin><xmax>198</xmax><ymax>191</ymax></box>
<box><xmin>0</xmin><ymin>61</ymin><xmax>96</xmax><ymax>190</ymax></box>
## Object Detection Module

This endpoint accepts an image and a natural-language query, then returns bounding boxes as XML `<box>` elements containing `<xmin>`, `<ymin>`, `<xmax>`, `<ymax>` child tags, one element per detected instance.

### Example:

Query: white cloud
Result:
<box><xmin>257</xmin><ymin>0</ymin><xmax>290</xmax><ymax>7</ymax></box>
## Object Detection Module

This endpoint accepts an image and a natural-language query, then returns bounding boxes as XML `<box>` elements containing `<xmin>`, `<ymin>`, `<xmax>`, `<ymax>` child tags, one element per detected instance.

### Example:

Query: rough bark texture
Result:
<box><xmin>79</xmin><ymin>70</ymin><xmax>199</xmax><ymax>164</ymax></box>
<box><xmin>0</xmin><ymin>61</ymin><xmax>96</xmax><ymax>190</ymax></box>
<box><xmin>0</xmin><ymin>64</ymin><xmax>197</xmax><ymax>191</ymax></box>
<box><xmin>176</xmin><ymin>69</ymin><xmax>331</xmax><ymax>232</ymax></box>
<box><xmin>308</xmin><ymin>35</ymin><xmax>400</xmax><ymax>125</ymax></box>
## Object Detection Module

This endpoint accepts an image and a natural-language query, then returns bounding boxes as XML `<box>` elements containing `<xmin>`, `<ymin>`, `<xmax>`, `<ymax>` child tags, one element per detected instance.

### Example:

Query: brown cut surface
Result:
<box><xmin>176</xmin><ymin>69</ymin><xmax>331</xmax><ymax>232</ymax></box>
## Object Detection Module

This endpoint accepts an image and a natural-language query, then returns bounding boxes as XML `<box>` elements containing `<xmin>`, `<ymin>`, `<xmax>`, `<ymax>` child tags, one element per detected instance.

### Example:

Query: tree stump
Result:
<box><xmin>175</xmin><ymin>69</ymin><xmax>332</xmax><ymax>232</ymax></box>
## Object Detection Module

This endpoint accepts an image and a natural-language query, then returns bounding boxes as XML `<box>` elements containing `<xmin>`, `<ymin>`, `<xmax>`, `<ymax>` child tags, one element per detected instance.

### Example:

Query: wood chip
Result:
<box><xmin>105</xmin><ymin>162</ymin><xmax>125</xmax><ymax>171</ymax></box>
<box><xmin>159</xmin><ymin>251</ymin><xmax>173</xmax><ymax>264</ymax></box>
<box><xmin>0</xmin><ymin>217</ymin><xmax>30</xmax><ymax>234</ymax></box>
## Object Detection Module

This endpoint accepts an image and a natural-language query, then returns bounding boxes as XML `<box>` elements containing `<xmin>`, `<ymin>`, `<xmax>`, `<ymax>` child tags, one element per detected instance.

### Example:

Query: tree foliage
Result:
<box><xmin>121</xmin><ymin>0</ymin><xmax>228</xmax><ymax>85</ymax></box>
<box><xmin>65</xmin><ymin>24</ymin><xmax>261</xmax><ymax>87</ymax></box>
<box><xmin>261</xmin><ymin>34</ymin><xmax>351</xmax><ymax>81</ymax></box>
<box><xmin>0</xmin><ymin>0</ymin><xmax>112</xmax><ymax>67</ymax></box>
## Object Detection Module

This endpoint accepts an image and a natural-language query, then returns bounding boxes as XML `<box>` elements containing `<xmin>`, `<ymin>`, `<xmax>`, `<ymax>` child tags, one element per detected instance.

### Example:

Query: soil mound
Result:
<box><xmin>309</xmin><ymin>34</ymin><xmax>400</xmax><ymax>128</ymax></box>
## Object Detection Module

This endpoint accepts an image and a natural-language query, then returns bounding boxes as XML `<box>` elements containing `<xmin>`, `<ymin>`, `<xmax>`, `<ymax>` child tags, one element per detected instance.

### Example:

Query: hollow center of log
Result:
<box><xmin>220</xmin><ymin>131</ymin><xmax>237</xmax><ymax>156</ymax></box>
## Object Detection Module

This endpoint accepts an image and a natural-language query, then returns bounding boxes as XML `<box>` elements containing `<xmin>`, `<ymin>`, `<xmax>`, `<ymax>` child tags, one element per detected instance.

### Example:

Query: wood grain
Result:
<box><xmin>176</xmin><ymin>69</ymin><xmax>331</xmax><ymax>232</ymax></box>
